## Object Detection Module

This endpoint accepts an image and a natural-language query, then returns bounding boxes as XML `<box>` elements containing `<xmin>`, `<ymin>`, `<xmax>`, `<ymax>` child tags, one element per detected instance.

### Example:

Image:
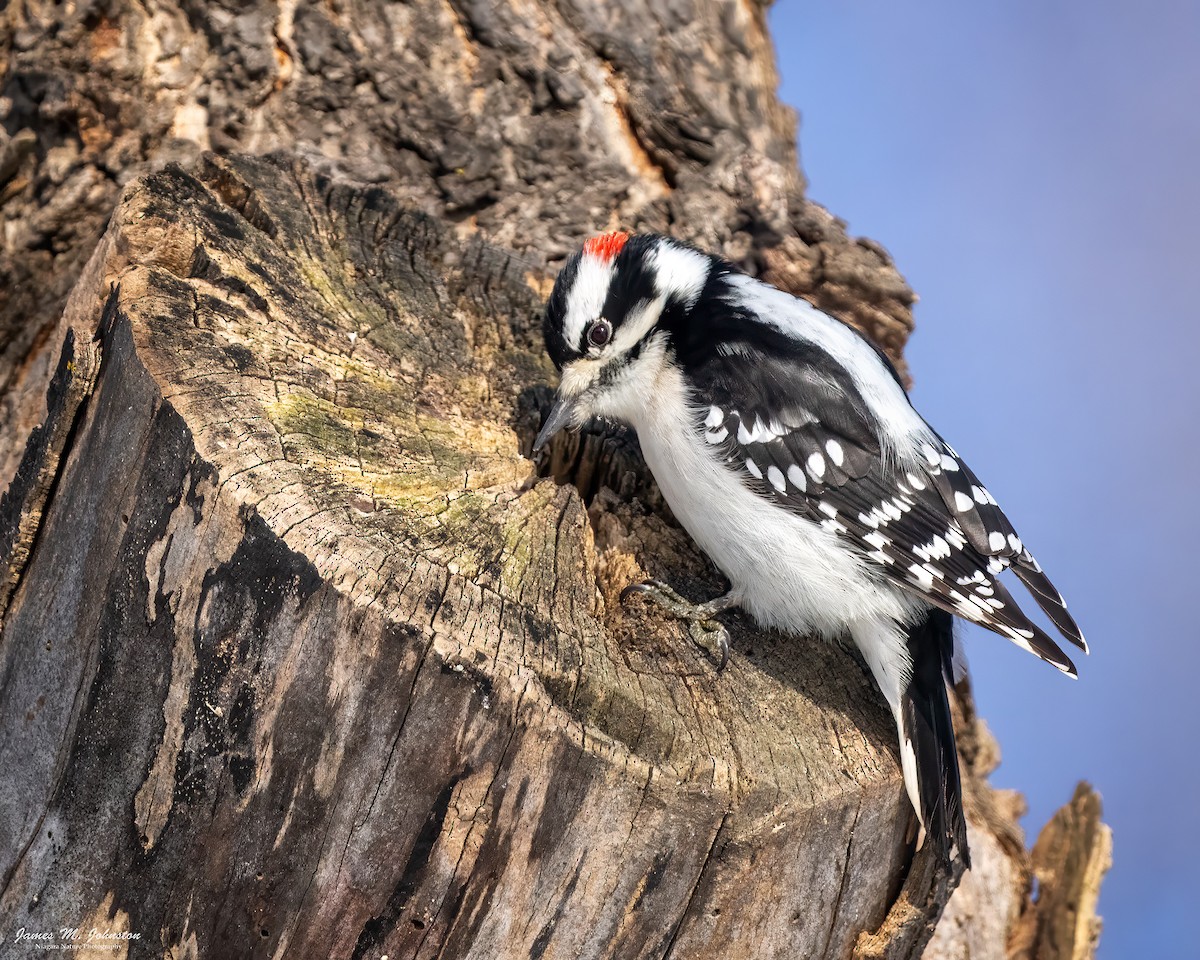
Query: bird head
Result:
<box><xmin>534</xmin><ymin>231</ymin><xmax>716</xmax><ymax>451</ymax></box>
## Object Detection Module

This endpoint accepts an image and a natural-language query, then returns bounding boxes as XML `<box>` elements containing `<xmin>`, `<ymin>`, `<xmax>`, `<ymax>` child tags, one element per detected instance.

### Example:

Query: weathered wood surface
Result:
<box><xmin>1007</xmin><ymin>783</ymin><xmax>1111</xmax><ymax>960</ymax></box>
<box><xmin>0</xmin><ymin>0</ymin><xmax>1110</xmax><ymax>956</ymax></box>
<box><xmin>0</xmin><ymin>148</ymin><xmax>1109</xmax><ymax>960</ymax></box>
<box><xmin>0</xmin><ymin>152</ymin><xmax>918</xmax><ymax>959</ymax></box>
<box><xmin>1</xmin><ymin>0</ymin><xmax>916</xmax><ymax>406</ymax></box>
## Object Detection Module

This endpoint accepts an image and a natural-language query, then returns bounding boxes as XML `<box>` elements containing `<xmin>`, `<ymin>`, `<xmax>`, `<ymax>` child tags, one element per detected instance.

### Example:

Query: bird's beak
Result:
<box><xmin>533</xmin><ymin>392</ymin><xmax>579</xmax><ymax>453</ymax></box>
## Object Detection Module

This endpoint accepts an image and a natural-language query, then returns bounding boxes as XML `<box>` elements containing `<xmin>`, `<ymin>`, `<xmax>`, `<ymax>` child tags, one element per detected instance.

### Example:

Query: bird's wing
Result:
<box><xmin>688</xmin><ymin>341</ymin><xmax>1086</xmax><ymax>673</ymax></box>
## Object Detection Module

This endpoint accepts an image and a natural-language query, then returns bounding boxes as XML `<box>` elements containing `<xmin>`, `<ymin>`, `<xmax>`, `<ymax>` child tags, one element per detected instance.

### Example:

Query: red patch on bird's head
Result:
<box><xmin>582</xmin><ymin>230</ymin><xmax>630</xmax><ymax>264</ymax></box>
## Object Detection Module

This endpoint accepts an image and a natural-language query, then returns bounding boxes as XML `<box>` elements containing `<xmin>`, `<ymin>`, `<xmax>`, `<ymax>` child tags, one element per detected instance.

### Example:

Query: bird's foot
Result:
<box><xmin>620</xmin><ymin>580</ymin><xmax>738</xmax><ymax>671</ymax></box>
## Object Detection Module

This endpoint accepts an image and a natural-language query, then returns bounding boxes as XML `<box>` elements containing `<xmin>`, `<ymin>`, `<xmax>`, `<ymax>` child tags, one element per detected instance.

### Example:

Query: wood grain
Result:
<box><xmin>1</xmin><ymin>154</ymin><xmax>922</xmax><ymax>958</ymax></box>
<box><xmin>0</xmin><ymin>0</ymin><xmax>1110</xmax><ymax>954</ymax></box>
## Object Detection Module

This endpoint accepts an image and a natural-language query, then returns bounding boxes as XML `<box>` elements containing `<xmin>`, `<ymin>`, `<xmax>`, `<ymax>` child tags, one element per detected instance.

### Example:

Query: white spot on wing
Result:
<box><xmin>1002</xmin><ymin>626</ymin><xmax>1036</xmax><ymax>656</ymax></box>
<box><xmin>954</xmin><ymin>491</ymin><xmax>974</xmax><ymax>513</ymax></box>
<box><xmin>786</xmin><ymin>464</ymin><xmax>807</xmax><ymax>491</ymax></box>
<box><xmin>705</xmin><ymin>405</ymin><xmax>723</xmax><ymax>428</ymax></box>
<box><xmin>746</xmin><ymin>458</ymin><xmax>762</xmax><ymax>479</ymax></box>
<box><xmin>807</xmin><ymin>452</ymin><xmax>826</xmax><ymax>480</ymax></box>
<box><xmin>767</xmin><ymin>465</ymin><xmax>786</xmax><ymax>492</ymax></box>
<box><xmin>917</xmin><ymin>535</ymin><xmax>950</xmax><ymax>560</ymax></box>
<box><xmin>988</xmin><ymin>531</ymin><xmax>1007</xmax><ymax>552</ymax></box>
<box><xmin>908</xmin><ymin>564</ymin><xmax>934</xmax><ymax>590</ymax></box>
<box><xmin>825</xmin><ymin>439</ymin><xmax>845</xmax><ymax>466</ymax></box>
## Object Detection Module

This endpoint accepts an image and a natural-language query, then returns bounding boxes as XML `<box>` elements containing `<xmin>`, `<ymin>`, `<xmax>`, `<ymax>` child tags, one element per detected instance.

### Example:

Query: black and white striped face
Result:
<box><xmin>535</xmin><ymin>232</ymin><xmax>713</xmax><ymax>449</ymax></box>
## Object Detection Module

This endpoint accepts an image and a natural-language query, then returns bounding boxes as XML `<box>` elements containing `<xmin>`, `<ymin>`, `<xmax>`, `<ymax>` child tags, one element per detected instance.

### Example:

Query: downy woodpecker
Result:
<box><xmin>534</xmin><ymin>231</ymin><xmax>1087</xmax><ymax>866</ymax></box>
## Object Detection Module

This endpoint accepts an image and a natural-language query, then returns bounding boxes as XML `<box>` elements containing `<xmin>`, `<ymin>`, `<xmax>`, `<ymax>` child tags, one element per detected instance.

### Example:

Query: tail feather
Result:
<box><xmin>899</xmin><ymin>608</ymin><xmax>970</xmax><ymax>867</ymax></box>
<box><xmin>851</xmin><ymin>612</ymin><xmax>970</xmax><ymax>868</ymax></box>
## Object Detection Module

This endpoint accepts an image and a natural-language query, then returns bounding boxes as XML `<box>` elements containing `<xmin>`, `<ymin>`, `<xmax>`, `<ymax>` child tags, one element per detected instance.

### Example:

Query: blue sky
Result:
<box><xmin>768</xmin><ymin>3</ymin><xmax>1200</xmax><ymax>955</ymax></box>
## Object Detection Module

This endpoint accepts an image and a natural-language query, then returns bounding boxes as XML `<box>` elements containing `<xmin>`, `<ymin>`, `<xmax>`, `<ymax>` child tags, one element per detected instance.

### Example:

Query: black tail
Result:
<box><xmin>901</xmin><ymin>608</ymin><xmax>970</xmax><ymax>867</ymax></box>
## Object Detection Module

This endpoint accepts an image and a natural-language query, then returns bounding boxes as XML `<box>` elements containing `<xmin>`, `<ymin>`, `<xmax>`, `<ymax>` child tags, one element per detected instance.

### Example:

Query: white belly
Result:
<box><xmin>627</xmin><ymin>407</ymin><xmax>922</xmax><ymax>640</ymax></box>
<box><xmin>589</xmin><ymin>339</ymin><xmax>923</xmax><ymax>638</ymax></box>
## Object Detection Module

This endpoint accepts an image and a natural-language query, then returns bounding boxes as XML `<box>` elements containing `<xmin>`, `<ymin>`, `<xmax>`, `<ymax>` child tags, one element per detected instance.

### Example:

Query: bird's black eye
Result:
<box><xmin>587</xmin><ymin>319</ymin><xmax>612</xmax><ymax>348</ymax></box>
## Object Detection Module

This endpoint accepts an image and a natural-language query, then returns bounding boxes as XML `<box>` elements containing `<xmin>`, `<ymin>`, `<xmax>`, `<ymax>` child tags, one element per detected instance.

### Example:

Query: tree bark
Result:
<box><xmin>0</xmin><ymin>2</ymin><xmax>1109</xmax><ymax>958</ymax></box>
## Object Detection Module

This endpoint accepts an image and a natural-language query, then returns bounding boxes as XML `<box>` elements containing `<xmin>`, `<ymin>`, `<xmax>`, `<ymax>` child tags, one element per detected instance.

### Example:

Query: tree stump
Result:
<box><xmin>0</xmin><ymin>149</ymin><xmax>936</xmax><ymax>959</ymax></box>
<box><xmin>0</xmin><ymin>0</ymin><xmax>1109</xmax><ymax>956</ymax></box>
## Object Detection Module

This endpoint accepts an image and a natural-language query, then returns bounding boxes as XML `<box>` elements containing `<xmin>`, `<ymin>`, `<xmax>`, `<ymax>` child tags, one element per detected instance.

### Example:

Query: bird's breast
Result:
<box><xmin>633</xmin><ymin>408</ymin><xmax>916</xmax><ymax>638</ymax></box>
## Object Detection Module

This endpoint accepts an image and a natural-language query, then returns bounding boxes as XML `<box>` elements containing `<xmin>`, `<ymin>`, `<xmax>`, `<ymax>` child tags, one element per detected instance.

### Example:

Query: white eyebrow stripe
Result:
<box><xmin>564</xmin><ymin>253</ymin><xmax>616</xmax><ymax>351</ymax></box>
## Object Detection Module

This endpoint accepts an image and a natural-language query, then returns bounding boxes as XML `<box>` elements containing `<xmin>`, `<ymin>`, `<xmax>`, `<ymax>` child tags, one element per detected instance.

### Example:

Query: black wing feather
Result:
<box><xmin>690</xmin><ymin>345</ymin><xmax>1085</xmax><ymax>670</ymax></box>
<box><xmin>918</xmin><ymin>437</ymin><xmax>1086</xmax><ymax>652</ymax></box>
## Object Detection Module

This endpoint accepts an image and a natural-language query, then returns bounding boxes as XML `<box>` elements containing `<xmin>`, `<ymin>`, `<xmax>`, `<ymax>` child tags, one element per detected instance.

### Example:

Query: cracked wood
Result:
<box><xmin>0</xmin><ymin>154</ymin><xmax>920</xmax><ymax>959</ymax></box>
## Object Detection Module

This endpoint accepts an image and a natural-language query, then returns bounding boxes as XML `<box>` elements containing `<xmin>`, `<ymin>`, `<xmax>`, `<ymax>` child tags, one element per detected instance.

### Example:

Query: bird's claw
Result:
<box><xmin>619</xmin><ymin>579</ymin><xmax>668</xmax><ymax>604</ymax></box>
<box><xmin>688</xmin><ymin>619</ymin><xmax>730</xmax><ymax>672</ymax></box>
<box><xmin>621</xmin><ymin>579</ymin><xmax>732</xmax><ymax>671</ymax></box>
<box><xmin>619</xmin><ymin>579</ymin><xmax>695</xmax><ymax>618</ymax></box>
